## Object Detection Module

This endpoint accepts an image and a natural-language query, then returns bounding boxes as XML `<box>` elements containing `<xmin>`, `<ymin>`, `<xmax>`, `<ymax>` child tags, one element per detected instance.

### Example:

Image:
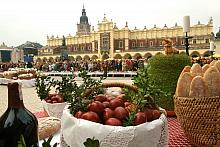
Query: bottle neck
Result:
<box><xmin>8</xmin><ymin>82</ymin><xmax>25</xmax><ymax>108</ymax></box>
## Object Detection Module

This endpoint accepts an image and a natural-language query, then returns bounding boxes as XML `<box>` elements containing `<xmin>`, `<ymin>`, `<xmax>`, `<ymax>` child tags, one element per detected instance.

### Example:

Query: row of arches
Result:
<box><xmin>35</xmin><ymin>50</ymin><xmax>212</xmax><ymax>62</ymax></box>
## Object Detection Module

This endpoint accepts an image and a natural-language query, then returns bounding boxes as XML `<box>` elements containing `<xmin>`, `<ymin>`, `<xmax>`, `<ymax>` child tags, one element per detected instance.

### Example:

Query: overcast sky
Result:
<box><xmin>0</xmin><ymin>0</ymin><xmax>220</xmax><ymax>47</ymax></box>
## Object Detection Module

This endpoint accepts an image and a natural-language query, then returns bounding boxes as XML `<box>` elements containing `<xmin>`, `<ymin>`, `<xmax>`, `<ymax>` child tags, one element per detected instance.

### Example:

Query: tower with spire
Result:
<box><xmin>77</xmin><ymin>5</ymin><xmax>91</xmax><ymax>35</ymax></box>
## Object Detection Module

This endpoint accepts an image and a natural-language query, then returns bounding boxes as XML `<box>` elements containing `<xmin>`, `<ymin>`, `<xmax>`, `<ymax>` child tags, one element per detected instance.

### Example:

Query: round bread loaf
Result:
<box><xmin>38</xmin><ymin>117</ymin><xmax>61</xmax><ymax>140</ymax></box>
<box><xmin>203</xmin><ymin>66</ymin><xmax>220</xmax><ymax>96</ymax></box>
<box><xmin>210</xmin><ymin>60</ymin><xmax>217</xmax><ymax>66</ymax></box>
<box><xmin>176</xmin><ymin>72</ymin><xmax>193</xmax><ymax>97</ymax></box>
<box><xmin>179</xmin><ymin>65</ymin><xmax>191</xmax><ymax>77</ymax></box>
<box><xmin>189</xmin><ymin>76</ymin><xmax>209</xmax><ymax>97</ymax></box>
<box><xmin>202</xmin><ymin>64</ymin><xmax>210</xmax><ymax>75</ymax></box>
<box><xmin>190</xmin><ymin>63</ymin><xmax>202</xmax><ymax>77</ymax></box>
<box><xmin>214</xmin><ymin>61</ymin><xmax>220</xmax><ymax>72</ymax></box>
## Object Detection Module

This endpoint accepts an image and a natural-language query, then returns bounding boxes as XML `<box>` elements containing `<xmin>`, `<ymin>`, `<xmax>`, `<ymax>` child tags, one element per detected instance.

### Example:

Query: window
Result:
<box><xmin>205</xmin><ymin>39</ymin><xmax>209</xmax><ymax>44</ymax></box>
<box><xmin>181</xmin><ymin>40</ymin><xmax>184</xmax><ymax>45</ymax></box>
<box><xmin>81</xmin><ymin>46</ymin><xmax>84</xmax><ymax>51</ymax></box>
<box><xmin>193</xmin><ymin>39</ymin><xmax>197</xmax><ymax>44</ymax></box>
<box><xmin>119</xmin><ymin>41</ymin><xmax>123</xmax><ymax>48</ymax></box>
<box><xmin>150</xmin><ymin>41</ymin><xmax>153</xmax><ymax>46</ymax></box>
<box><xmin>140</xmin><ymin>42</ymin><xmax>143</xmax><ymax>47</ymax></box>
<box><xmin>102</xmin><ymin>37</ymin><xmax>109</xmax><ymax>49</ymax></box>
<box><xmin>95</xmin><ymin>43</ymin><xmax>98</xmax><ymax>50</ymax></box>
<box><xmin>88</xmin><ymin>46</ymin><xmax>91</xmax><ymax>50</ymax></box>
<box><xmin>132</xmin><ymin>42</ymin><xmax>135</xmax><ymax>47</ymax></box>
<box><xmin>101</xmin><ymin>32</ymin><xmax>110</xmax><ymax>50</ymax></box>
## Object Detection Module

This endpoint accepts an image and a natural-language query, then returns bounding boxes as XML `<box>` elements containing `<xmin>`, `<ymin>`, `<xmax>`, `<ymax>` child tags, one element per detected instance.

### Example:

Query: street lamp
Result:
<box><xmin>183</xmin><ymin>16</ymin><xmax>190</xmax><ymax>56</ymax></box>
<box><xmin>210</xmin><ymin>40</ymin><xmax>215</xmax><ymax>59</ymax></box>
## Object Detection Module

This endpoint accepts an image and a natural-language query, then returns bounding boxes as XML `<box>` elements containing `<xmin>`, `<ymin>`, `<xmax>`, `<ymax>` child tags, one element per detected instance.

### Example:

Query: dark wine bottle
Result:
<box><xmin>0</xmin><ymin>82</ymin><xmax>39</xmax><ymax>147</ymax></box>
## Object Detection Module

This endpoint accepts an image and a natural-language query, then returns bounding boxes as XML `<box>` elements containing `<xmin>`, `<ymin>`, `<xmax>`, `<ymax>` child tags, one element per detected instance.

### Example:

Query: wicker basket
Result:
<box><xmin>174</xmin><ymin>96</ymin><xmax>220</xmax><ymax>146</ymax></box>
<box><xmin>61</xmin><ymin>82</ymin><xmax>168</xmax><ymax>147</ymax></box>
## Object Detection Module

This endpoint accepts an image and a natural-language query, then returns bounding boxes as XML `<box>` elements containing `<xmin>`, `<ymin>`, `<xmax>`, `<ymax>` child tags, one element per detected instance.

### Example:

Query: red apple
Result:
<box><xmin>94</xmin><ymin>94</ymin><xmax>107</xmax><ymax>102</ymax></box>
<box><xmin>144</xmin><ymin>108</ymin><xmax>154</xmax><ymax>122</ymax></box>
<box><xmin>55</xmin><ymin>94</ymin><xmax>64</xmax><ymax>103</ymax></box>
<box><xmin>124</xmin><ymin>102</ymin><xmax>131</xmax><ymax>107</ymax></box>
<box><xmin>106</xmin><ymin>95</ymin><xmax>115</xmax><ymax>102</ymax></box>
<box><xmin>105</xmin><ymin>118</ymin><xmax>122</xmax><ymax>126</ymax></box>
<box><xmin>103</xmin><ymin>108</ymin><xmax>114</xmax><ymax>121</ymax></box>
<box><xmin>113</xmin><ymin>107</ymin><xmax>128</xmax><ymax>121</ymax></box>
<box><xmin>102</xmin><ymin>101</ymin><xmax>110</xmax><ymax>108</ymax></box>
<box><xmin>74</xmin><ymin>111</ymin><xmax>84</xmax><ymax>118</ymax></box>
<box><xmin>134</xmin><ymin>112</ymin><xmax>147</xmax><ymax>125</ymax></box>
<box><xmin>81</xmin><ymin>111</ymin><xmax>100</xmax><ymax>123</ymax></box>
<box><xmin>45</xmin><ymin>99</ymin><xmax>52</xmax><ymax>103</ymax></box>
<box><xmin>109</xmin><ymin>98</ymin><xmax>124</xmax><ymax>110</ymax></box>
<box><xmin>88</xmin><ymin>101</ymin><xmax>104</xmax><ymax>114</ymax></box>
<box><xmin>152</xmin><ymin>109</ymin><xmax>161</xmax><ymax>120</ymax></box>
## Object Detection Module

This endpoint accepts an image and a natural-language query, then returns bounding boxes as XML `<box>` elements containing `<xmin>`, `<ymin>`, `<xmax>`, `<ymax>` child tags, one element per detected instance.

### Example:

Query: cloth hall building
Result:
<box><xmin>36</xmin><ymin>6</ymin><xmax>214</xmax><ymax>62</ymax></box>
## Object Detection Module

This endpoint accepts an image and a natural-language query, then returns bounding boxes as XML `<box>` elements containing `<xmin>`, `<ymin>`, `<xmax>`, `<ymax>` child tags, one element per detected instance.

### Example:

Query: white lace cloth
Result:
<box><xmin>0</xmin><ymin>78</ymin><xmax>35</xmax><ymax>87</ymax></box>
<box><xmin>61</xmin><ymin>109</ymin><xmax>168</xmax><ymax>147</ymax></box>
<box><xmin>42</xmin><ymin>100</ymin><xmax>67</xmax><ymax>119</ymax></box>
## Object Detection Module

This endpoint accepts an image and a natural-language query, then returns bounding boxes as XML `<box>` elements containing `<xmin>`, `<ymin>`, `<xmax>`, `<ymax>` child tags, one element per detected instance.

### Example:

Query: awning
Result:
<box><xmin>213</xmin><ymin>54</ymin><xmax>220</xmax><ymax>57</ymax></box>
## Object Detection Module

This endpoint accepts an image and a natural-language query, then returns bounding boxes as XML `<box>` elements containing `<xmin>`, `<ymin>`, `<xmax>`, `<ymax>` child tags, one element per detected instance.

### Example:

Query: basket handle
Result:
<box><xmin>82</xmin><ymin>82</ymin><xmax>138</xmax><ymax>97</ymax></box>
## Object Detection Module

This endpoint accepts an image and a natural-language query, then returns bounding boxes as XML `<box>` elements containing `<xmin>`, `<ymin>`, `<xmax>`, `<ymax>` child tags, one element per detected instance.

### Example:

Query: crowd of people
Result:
<box><xmin>0</xmin><ymin>59</ymin><xmax>146</xmax><ymax>72</ymax></box>
<box><xmin>191</xmin><ymin>57</ymin><xmax>216</xmax><ymax>66</ymax></box>
<box><xmin>0</xmin><ymin>57</ymin><xmax>219</xmax><ymax>73</ymax></box>
<box><xmin>34</xmin><ymin>59</ymin><xmax>146</xmax><ymax>72</ymax></box>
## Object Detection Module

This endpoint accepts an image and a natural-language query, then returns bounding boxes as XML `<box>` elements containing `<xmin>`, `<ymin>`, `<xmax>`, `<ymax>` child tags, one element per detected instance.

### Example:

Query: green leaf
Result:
<box><xmin>83</xmin><ymin>137</ymin><xmax>100</xmax><ymax>147</ymax></box>
<box><xmin>42</xmin><ymin>135</ymin><xmax>58</xmax><ymax>147</ymax></box>
<box><xmin>35</xmin><ymin>74</ymin><xmax>55</xmax><ymax>100</ymax></box>
<box><xmin>17</xmin><ymin>135</ymin><xmax>26</xmax><ymax>147</ymax></box>
<box><xmin>123</xmin><ymin>111</ymin><xmax>136</xmax><ymax>127</ymax></box>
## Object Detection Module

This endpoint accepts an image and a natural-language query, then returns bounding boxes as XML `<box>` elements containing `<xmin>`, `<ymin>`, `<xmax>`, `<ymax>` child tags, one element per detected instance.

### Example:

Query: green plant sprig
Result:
<box><xmin>35</xmin><ymin>74</ymin><xmax>55</xmax><ymax>100</ymax></box>
<box><xmin>54</xmin><ymin>74</ymin><xmax>76</xmax><ymax>102</ymax></box>
<box><xmin>123</xmin><ymin>111</ymin><xmax>136</xmax><ymax>127</ymax></box>
<box><xmin>58</xmin><ymin>70</ymin><xmax>105</xmax><ymax>115</ymax></box>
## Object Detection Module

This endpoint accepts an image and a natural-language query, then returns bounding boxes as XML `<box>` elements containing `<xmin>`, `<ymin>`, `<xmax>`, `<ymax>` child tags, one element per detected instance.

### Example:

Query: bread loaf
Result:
<box><xmin>176</xmin><ymin>72</ymin><xmax>193</xmax><ymax>97</ymax></box>
<box><xmin>179</xmin><ymin>66</ymin><xmax>191</xmax><ymax>77</ymax></box>
<box><xmin>190</xmin><ymin>63</ymin><xmax>202</xmax><ymax>77</ymax></box>
<box><xmin>210</xmin><ymin>60</ymin><xmax>217</xmax><ymax>66</ymax></box>
<box><xmin>214</xmin><ymin>61</ymin><xmax>220</xmax><ymax>72</ymax></box>
<box><xmin>38</xmin><ymin>117</ymin><xmax>61</xmax><ymax>140</ymax></box>
<box><xmin>0</xmin><ymin>73</ymin><xmax>4</xmax><ymax>78</ymax></box>
<box><xmin>203</xmin><ymin>66</ymin><xmax>220</xmax><ymax>96</ymax></box>
<box><xmin>189</xmin><ymin>76</ymin><xmax>209</xmax><ymax>97</ymax></box>
<box><xmin>202</xmin><ymin>64</ymin><xmax>210</xmax><ymax>75</ymax></box>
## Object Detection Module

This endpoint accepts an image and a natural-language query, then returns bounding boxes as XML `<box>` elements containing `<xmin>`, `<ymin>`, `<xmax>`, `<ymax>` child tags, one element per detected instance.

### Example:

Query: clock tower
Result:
<box><xmin>77</xmin><ymin>5</ymin><xmax>91</xmax><ymax>35</ymax></box>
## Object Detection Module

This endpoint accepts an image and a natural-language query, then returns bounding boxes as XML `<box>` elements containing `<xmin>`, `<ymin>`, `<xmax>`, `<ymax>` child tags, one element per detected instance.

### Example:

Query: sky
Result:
<box><xmin>0</xmin><ymin>0</ymin><xmax>220</xmax><ymax>47</ymax></box>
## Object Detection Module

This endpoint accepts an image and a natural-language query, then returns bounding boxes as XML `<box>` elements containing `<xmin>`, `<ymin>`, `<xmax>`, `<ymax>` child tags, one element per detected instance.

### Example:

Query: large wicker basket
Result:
<box><xmin>61</xmin><ymin>82</ymin><xmax>168</xmax><ymax>147</ymax></box>
<box><xmin>174</xmin><ymin>96</ymin><xmax>220</xmax><ymax>146</ymax></box>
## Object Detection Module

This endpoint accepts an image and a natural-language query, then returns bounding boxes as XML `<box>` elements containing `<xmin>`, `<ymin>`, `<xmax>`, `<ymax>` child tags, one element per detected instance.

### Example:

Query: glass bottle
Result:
<box><xmin>0</xmin><ymin>82</ymin><xmax>39</xmax><ymax>147</ymax></box>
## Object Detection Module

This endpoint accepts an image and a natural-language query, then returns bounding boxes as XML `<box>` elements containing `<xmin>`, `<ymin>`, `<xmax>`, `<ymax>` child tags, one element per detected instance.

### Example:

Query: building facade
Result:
<box><xmin>36</xmin><ymin>7</ymin><xmax>214</xmax><ymax>62</ymax></box>
<box><xmin>0</xmin><ymin>42</ymin><xmax>23</xmax><ymax>63</ymax></box>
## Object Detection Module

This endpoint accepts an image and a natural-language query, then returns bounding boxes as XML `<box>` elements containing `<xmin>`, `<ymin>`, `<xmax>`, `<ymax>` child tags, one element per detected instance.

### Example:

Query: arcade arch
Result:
<box><xmin>114</xmin><ymin>54</ymin><xmax>123</xmax><ymax>59</ymax></box>
<box><xmin>190</xmin><ymin>51</ymin><xmax>200</xmax><ymax>58</ymax></box>
<box><xmin>133</xmin><ymin>53</ymin><xmax>142</xmax><ymax>59</ymax></box>
<box><xmin>124</xmin><ymin>53</ymin><xmax>132</xmax><ymax>59</ymax></box>
<box><xmin>83</xmin><ymin>55</ymin><xmax>90</xmax><ymax>60</ymax></box>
